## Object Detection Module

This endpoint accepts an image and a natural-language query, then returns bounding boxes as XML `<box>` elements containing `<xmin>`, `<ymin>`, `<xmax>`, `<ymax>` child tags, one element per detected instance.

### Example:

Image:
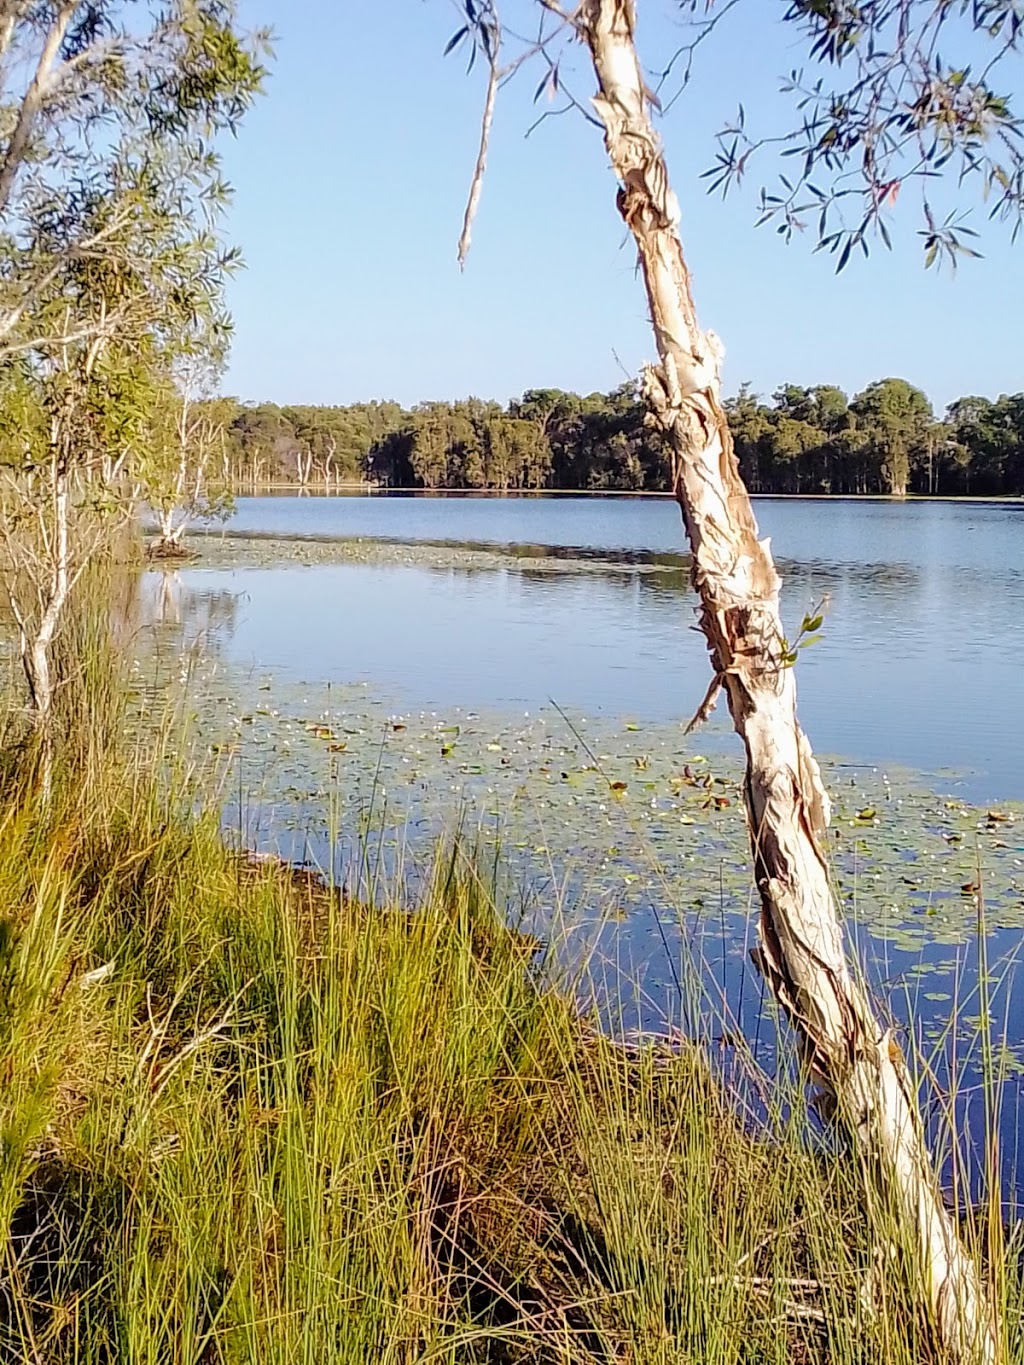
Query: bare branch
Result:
<box><xmin>457</xmin><ymin>5</ymin><xmax>502</xmax><ymax>270</ymax></box>
<box><xmin>537</xmin><ymin>0</ymin><xmax>579</xmax><ymax>20</ymax></box>
<box><xmin>656</xmin><ymin>0</ymin><xmax>743</xmax><ymax>112</ymax></box>
<box><xmin>0</xmin><ymin>1</ymin><xmax>80</xmax><ymax>218</ymax></box>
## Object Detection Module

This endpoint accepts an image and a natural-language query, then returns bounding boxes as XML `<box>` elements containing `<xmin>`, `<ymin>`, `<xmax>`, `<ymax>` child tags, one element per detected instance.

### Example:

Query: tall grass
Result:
<box><xmin>0</xmin><ymin>578</ymin><xmax>1020</xmax><ymax>1362</ymax></box>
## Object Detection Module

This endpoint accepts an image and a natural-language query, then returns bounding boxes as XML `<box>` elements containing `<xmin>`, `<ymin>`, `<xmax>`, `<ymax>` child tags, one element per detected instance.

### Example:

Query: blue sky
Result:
<box><xmin>219</xmin><ymin>1</ymin><xmax>1024</xmax><ymax>413</ymax></box>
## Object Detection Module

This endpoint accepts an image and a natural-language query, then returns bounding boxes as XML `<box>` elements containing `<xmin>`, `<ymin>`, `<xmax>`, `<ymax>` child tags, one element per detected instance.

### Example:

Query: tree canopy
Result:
<box><xmin>220</xmin><ymin>378</ymin><xmax>1024</xmax><ymax>498</ymax></box>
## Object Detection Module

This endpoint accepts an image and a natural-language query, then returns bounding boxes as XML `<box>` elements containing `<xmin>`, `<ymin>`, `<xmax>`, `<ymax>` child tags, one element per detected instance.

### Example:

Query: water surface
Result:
<box><xmin>141</xmin><ymin>494</ymin><xmax>1024</xmax><ymax>1192</ymax></box>
<box><xmin>203</xmin><ymin>495</ymin><xmax>1024</xmax><ymax>801</ymax></box>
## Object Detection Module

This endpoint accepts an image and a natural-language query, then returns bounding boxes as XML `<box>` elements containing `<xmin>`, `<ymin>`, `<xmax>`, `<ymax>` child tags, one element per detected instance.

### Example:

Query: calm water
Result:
<box><xmin>155</xmin><ymin>493</ymin><xmax>1024</xmax><ymax>1191</ymax></box>
<box><xmin>207</xmin><ymin>494</ymin><xmax>1024</xmax><ymax>802</ymax></box>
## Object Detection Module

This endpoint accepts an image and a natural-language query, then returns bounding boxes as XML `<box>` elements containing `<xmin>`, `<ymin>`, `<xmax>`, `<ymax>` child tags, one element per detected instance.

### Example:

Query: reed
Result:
<box><xmin>0</xmin><ymin>587</ymin><xmax>1018</xmax><ymax>1363</ymax></box>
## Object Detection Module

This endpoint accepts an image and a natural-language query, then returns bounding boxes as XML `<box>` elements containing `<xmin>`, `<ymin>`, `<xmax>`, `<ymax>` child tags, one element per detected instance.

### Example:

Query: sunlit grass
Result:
<box><xmin>0</xmin><ymin>576</ymin><xmax>1021</xmax><ymax>1362</ymax></box>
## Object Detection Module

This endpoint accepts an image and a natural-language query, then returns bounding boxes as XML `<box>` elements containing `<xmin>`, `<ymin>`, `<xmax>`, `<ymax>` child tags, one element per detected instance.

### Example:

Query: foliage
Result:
<box><xmin>671</xmin><ymin>0</ymin><xmax>1023</xmax><ymax>269</ymax></box>
<box><xmin>0</xmin><ymin>1</ymin><xmax>267</xmax><ymax>728</ymax></box>
<box><xmin>446</xmin><ymin>2</ymin><xmax>1023</xmax><ymax>270</ymax></box>
<box><xmin>727</xmin><ymin>377</ymin><xmax>1024</xmax><ymax>496</ymax></box>
<box><xmin>224</xmin><ymin>378</ymin><xmax>1024</xmax><ymax>497</ymax></box>
<box><xmin>850</xmin><ymin>377</ymin><xmax>935</xmax><ymax>497</ymax></box>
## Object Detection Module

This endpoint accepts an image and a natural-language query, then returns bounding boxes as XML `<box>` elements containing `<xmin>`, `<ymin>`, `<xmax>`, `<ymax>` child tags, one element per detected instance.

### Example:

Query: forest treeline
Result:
<box><xmin>222</xmin><ymin>377</ymin><xmax>1024</xmax><ymax>498</ymax></box>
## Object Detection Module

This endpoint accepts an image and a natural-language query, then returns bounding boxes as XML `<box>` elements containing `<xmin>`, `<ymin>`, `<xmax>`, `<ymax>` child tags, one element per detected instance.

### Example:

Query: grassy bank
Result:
<box><xmin>0</xmin><ymin>600</ymin><xmax>1020</xmax><ymax>1362</ymax></box>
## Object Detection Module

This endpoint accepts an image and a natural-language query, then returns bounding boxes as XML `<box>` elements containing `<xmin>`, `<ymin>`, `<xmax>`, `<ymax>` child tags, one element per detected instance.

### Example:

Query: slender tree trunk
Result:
<box><xmin>155</xmin><ymin>503</ymin><xmax>178</xmax><ymax>547</ymax></box>
<box><xmin>21</xmin><ymin>457</ymin><xmax>71</xmax><ymax>798</ymax></box>
<box><xmin>152</xmin><ymin>445</ymin><xmax>190</xmax><ymax>553</ymax></box>
<box><xmin>578</xmin><ymin>3</ymin><xmax>995</xmax><ymax>1360</ymax></box>
<box><xmin>0</xmin><ymin>1</ymin><xmax>78</xmax><ymax>217</ymax></box>
<box><xmin>324</xmin><ymin>437</ymin><xmax>337</xmax><ymax>492</ymax></box>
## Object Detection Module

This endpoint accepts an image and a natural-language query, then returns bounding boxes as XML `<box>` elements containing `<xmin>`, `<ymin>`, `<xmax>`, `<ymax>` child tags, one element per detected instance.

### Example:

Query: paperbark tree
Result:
<box><xmin>145</xmin><ymin>379</ymin><xmax>235</xmax><ymax>557</ymax></box>
<box><xmin>574</xmin><ymin>6</ymin><xmax>996</xmax><ymax>1358</ymax></box>
<box><xmin>446</xmin><ymin>0</ymin><xmax>1018</xmax><ymax>1358</ymax></box>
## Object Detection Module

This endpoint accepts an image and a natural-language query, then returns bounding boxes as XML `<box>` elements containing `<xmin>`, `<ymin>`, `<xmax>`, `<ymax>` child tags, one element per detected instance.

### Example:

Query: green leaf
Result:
<box><xmin>444</xmin><ymin>25</ymin><xmax>468</xmax><ymax>56</ymax></box>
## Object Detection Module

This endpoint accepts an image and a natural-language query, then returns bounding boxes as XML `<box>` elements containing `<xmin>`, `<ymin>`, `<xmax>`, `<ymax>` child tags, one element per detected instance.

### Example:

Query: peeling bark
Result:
<box><xmin>578</xmin><ymin>1</ymin><xmax>996</xmax><ymax>1358</ymax></box>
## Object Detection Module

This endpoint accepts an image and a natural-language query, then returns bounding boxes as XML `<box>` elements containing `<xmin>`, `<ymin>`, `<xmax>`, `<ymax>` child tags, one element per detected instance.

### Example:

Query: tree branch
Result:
<box><xmin>0</xmin><ymin>1</ymin><xmax>80</xmax><ymax>218</ymax></box>
<box><xmin>0</xmin><ymin>1</ymin><xmax>27</xmax><ymax>74</ymax></box>
<box><xmin>0</xmin><ymin>208</ymin><xmax>134</xmax><ymax>345</ymax></box>
<box><xmin>458</xmin><ymin>8</ymin><xmax>501</xmax><ymax>270</ymax></box>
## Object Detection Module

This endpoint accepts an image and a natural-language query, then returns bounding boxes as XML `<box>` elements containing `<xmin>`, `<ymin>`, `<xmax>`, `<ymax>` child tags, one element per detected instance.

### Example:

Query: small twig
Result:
<box><xmin>458</xmin><ymin>10</ymin><xmax>501</xmax><ymax>270</ymax></box>
<box><xmin>656</xmin><ymin>0</ymin><xmax>743</xmax><ymax>111</ymax></box>
<box><xmin>684</xmin><ymin>670</ymin><xmax>723</xmax><ymax>734</ymax></box>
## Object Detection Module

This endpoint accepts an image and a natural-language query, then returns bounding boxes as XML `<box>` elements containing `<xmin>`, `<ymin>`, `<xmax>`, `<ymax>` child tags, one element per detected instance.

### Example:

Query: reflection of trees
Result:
<box><xmin>420</xmin><ymin>550</ymin><xmax>928</xmax><ymax>617</ymax></box>
<box><xmin>135</xmin><ymin>571</ymin><xmax>243</xmax><ymax>658</ymax></box>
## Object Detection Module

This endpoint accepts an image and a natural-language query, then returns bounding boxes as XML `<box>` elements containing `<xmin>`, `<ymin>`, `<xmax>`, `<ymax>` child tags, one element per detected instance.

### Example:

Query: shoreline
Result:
<box><xmin>230</xmin><ymin>484</ymin><xmax>1024</xmax><ymax>505</ymax></box>
<box><xmin>173</xmin><ymin>526</ymin><xmax>689</xmax><ymax>574</ymax></box>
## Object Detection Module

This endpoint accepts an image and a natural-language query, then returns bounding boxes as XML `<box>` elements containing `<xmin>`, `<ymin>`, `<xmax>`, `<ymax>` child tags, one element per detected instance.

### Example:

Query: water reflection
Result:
<box><xmin>225</xmin><ymin>490</ymin><xmax>1024</xmax><ymax>570</ymax></box>
<box><xmin>135</xmin><ymin>530</ymin><xmax>1024</xmax><ymax>1194</ymax></box>
<box><xmin>162</xmin><ymin>523</ymin><xmax>1024</xmax><ymax>801</ymax></box>
<box><xmin>137</xmin><ymin>571</ymin><xmax>242</xmax><ymax>646</ymax></box>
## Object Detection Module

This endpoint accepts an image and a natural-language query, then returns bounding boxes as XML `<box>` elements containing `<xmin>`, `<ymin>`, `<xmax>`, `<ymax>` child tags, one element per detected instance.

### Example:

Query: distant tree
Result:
<box><xmin>367</xmin><ymin>423</ymin><xmax>416</xmax><ymax>487</ymax></box>
<box><xmin>851</xmin><ymin>378</ymin><xmax>933</xmax><ymax>498</ymax></box>
<box><xmin>235</xmin><ymin>383</ymin><xmax>1022</xmax><ymax>498</ymax></box>
<box><xmin>229</xmin><ymin>404</ymin><xmax>296</xmax><ymax>484</ymax></box>
<box><xmin>946</xmin><ymin>392</ymin><xmax>1024</xmax><ymax>496</ymax></box>
<box><xmin>409</xmin><ymin>402</ymin><xmax>452</xmax><ymax>487</ymax></box>
<box><xmin>725</xmin><ymin>384</ymin><xmax>771</xmax><ymax>490</ymax></box>
<box><xmin>143</xmin><ymin>361</ymin><xmax>235</xmax><ymax>557</ymax></box>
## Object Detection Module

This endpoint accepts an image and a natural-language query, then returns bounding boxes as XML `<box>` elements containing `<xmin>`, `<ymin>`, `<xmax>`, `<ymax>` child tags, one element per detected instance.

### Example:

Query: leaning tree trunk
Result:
<box><xmin>578</xmin><ymin>2</ymin><xmax>995</xmax><ymax>1359</ymax></box>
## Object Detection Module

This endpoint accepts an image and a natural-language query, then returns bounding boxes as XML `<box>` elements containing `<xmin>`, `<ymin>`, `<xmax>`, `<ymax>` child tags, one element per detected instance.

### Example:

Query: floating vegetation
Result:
<box><xmin>130</xmin><ymin>542</ymin><xmax>1024</xmax><ymax>1090</ymax></box>
<box><xmin>180</xmin><ymin>528</ymin><xmax>681</xmax><ymax>580</ymax></box>
<box><xmin>131</xmin><ymin>655</ymin><xmax>1023</xmax><ymax>950</ymax></box>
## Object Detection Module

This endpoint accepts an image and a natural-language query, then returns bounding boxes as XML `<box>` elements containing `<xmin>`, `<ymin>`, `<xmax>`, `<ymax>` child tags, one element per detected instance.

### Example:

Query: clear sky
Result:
<box><xmin>219</xmin><ymin>1</ymin><xmax>1024</xmax><ymax>414</ymax></box>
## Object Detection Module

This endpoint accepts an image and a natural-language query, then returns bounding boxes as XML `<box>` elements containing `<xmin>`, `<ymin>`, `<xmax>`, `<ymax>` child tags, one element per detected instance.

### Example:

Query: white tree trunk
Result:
<box><xmin>20</xmin><ymin>457</ymin><xmax>71</xmax><ymax>798</ymax></box>
<box><xmin>578</xmin><ymin>3</ymin><xmax>996</xmax><ymax>1359</ymax></box>
<box><xmin>156</xmin><ymin>501</ymin><xmax>179</xmax><ymax>547</ymax></box>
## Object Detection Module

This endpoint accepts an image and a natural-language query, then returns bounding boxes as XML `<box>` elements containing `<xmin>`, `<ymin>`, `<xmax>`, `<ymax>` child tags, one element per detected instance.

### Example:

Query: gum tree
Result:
<box><xmin>851</xmin><ymin>377</ymin><xmax>934</xmax><ymax>497</ymax></box>
<box><xmin>446</xmin><ymin>1</ymin><xmax>1024</xmax><ymax>1358</ymax></box>
<box><xmin>0</xmin><ymin>2</ymin><xmax>266</xmax><ymax>762</ymax></box>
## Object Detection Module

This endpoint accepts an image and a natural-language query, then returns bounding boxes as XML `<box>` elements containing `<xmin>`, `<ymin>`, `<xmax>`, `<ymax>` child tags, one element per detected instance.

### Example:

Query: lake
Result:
<box><xmin>143</xmin><ymin>493</ymin><xmax>1024</xmax><ymax>1192</ymax></box>
<box><xmin>195</xmin><ymin>493</ymin><xmax>1024</xmax><ymax>801</ymax></box>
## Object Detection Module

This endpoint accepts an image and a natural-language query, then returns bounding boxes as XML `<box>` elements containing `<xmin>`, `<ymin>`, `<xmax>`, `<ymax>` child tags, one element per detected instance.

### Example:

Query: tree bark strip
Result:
<box><xmin>577</xmin><ymin>1</ymin><xmax>996</xmax><ymax>1358</ymax></box>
